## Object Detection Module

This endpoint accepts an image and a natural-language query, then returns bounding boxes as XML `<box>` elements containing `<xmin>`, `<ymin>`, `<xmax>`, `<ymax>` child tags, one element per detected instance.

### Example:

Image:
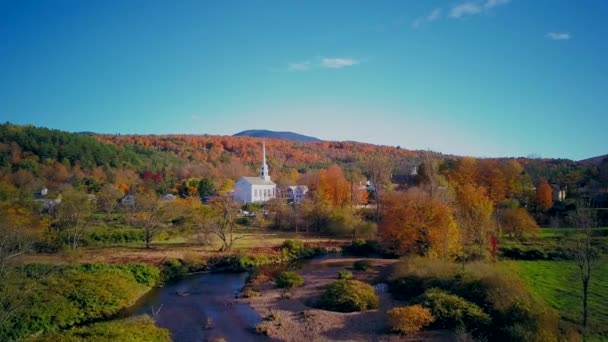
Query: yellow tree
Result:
<box><xmin>500</xmin><ymin>159</ymin><xmax>525</xmax><ymax>196</ymax></box>
<box><xmin>0</xmin><ymin>201</ymin><xmax>47</xmax><ymax>277</ymax></box>
<box><xmin>455</xmin><ymin>184</ymin><xmax>494</xmax><ymax>259</ymax></box>
<box><xmin>449</xmin><ymin>157</ymin><xmax>479</xmax><ymax>187</ymax></box>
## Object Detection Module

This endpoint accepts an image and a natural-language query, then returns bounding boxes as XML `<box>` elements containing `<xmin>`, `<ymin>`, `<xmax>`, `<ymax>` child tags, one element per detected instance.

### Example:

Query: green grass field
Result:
<box><xmin>537</xmin><ymin>227</ymin><xmax>608</xmax><ymax>238</ymax></box>
<box><xmin>503</xmin><ymin>259</ymin><xmax>608</xmax><ymax>339</ymax></box>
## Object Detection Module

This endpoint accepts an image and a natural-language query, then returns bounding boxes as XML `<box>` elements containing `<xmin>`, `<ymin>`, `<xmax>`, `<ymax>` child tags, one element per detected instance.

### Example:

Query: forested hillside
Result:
<box><xmin>1</xmin><ymin>123</ymin><xmax>607</xmax><ymax>207</ymax></box>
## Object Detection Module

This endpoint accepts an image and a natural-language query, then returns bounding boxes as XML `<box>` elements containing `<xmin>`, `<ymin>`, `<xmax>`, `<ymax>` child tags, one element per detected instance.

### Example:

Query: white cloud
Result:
<box><xmin>284</xmin><ymin>57</ymin><xmax>359</xmax><ymax>71</ymax></box>
<box><xmin>546</xmin><ymin>32</ymin><xmax>572</xmax><ymax>41</ymax></box>
<box><xmin>191</xmin><ymin>114</ymin><xmax>201</xmax><ymax>120</ymax></box>
<box><xmin>412</xmin><ymin>8</ymin><xmax>442</xmax><ymax>29</ymax></box>
<box><xmin>320</xmin><ymin>58</ymin><xmax>359</xmax><ymax>69</ymax></box>
<box><xmin>288</xmin><ymin>61</ymin><xmax>311</xmax><ymax>71</ymax></box>
<box><xmin>449</xmin><ymin>0</ymin><xmax>510</xmax><ymax>18</ymax></box>
<box><xmin>484</xmin><ymin>0</ymin><xmax>511</xmax><ymax>9</ymax></box>
<box><xmin>450</xmin><ymin>2</ymin><xmax>482</xmax><ymax>18</ymax></box>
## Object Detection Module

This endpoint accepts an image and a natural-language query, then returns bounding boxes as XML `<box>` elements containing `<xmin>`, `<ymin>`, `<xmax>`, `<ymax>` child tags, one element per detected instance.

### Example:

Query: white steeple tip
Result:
<box><xmin>260</xmin><ymin>141</ymin><xmax>270</xmax><ymax>181</ymax></box>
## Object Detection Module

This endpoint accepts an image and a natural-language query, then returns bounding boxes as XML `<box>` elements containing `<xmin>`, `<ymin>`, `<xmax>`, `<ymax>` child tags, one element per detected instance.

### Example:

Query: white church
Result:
<box><xmin>233</xmin><ymin>142</ymin><xmax>277</xmax><ymax>203</ymax></box>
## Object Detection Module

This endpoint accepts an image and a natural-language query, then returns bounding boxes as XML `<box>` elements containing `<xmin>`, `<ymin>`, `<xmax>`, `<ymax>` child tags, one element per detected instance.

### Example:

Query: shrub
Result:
<box><xmin>280</xmin><ymin>240</ymin><xmax>322</xmax><ymax>260</ymax></box>
<box><xmin>418</xmin><ymin>288</ymin><xmax>491</xmax><ymax>332</ymax></box>
<box><xmin>387</xmin><ymin>305</ymin><xmax>435</xmax><ymax>335</ymax></box>
<box><xmin>338</xmin><ymin>269</ymin><xmax>353</xmax><ymax>279</ymax></box>
<box><xmin>353</xmin><ymin>259</ymin><xmax>372</xmax><ymax>271</ymax></box>
<box><xmin>317</xmin><ymin>280</ymin><xmax>379</xmax><ymax>312</ymax></box>
<box><xmin>0</xmin><ymin>265</ymin><xmax>153</xmax><ymax>341</ymax></box>
<box><xmin>28</xmin><ymin>316</ymin><xmax>171</xmax><ymax>342</ymax></box>
<box><xmin>84</xmin><ymin>227</ymin><xmax>145</xmax><ymax>245</ymax></box>
<box><xmin>236</xmin><ymin>216</ymin><xmax>252</xmax><ymax>225</ymax></box>
<box><xmin>344</xmin><ymin>239</ymin><xmax>376</xmax><ymax>256</ymax></box>
<box><xmin>162</xmin><ymin>259</ymin><xmax>187</xmax><ymax>281</ymax></box>
<box><xmin>275</xmin><ymin>271</ymin><xmax>304</xmax><ymax>289</ymax></box>
<box><xmin>388</xmin><ymin>258</ymin><xmax>560</xmax><ymax>341</ymax></box>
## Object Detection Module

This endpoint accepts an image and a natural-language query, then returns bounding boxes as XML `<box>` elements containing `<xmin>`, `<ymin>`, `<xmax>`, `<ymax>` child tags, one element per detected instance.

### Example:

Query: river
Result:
<box><xmin>129</xmin><ymin>271</ymin><xmax>267</xmax><ymax>342</ymax></box>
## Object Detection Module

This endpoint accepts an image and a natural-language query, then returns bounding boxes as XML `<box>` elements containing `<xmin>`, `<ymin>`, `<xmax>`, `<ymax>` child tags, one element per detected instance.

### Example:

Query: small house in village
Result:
<box><xmin>284</xmin><ymin>185</ymin><xmax>309</xmax><ymax>203</ymax></box>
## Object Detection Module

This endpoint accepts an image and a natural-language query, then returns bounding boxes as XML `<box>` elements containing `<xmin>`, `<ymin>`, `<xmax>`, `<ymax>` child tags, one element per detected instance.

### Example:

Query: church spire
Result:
<box><xmin>260</xmin><ymin>141</ymin><xmax>270</xmax><ymax>181</ymax></box>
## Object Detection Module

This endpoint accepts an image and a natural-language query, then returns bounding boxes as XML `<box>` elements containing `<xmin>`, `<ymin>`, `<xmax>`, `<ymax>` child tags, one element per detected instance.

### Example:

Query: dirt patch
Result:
<box><xmin>244</xmin><ymin>258</ymin><xmax>456</xmax><ymax>341</ymax></box>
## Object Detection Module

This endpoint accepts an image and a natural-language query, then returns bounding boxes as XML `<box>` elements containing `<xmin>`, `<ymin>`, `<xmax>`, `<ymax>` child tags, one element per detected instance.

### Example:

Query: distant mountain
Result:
<box><xmin>578</xmin><ymin>154</ymin><xmax>608</xmax><ymax>166</ymax></box>
<box><xmin>233</xmin><ymin>129</ymin><xmax>322</xmax><ymax>142</ymax></box>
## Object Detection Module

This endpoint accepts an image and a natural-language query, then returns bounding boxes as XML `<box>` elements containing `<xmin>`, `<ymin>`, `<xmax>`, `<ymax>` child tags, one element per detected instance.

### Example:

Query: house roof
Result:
<box><xmin>239</xmin><ymin>177</ymin><xmax>276</xmax><ymax>186</ymax></box>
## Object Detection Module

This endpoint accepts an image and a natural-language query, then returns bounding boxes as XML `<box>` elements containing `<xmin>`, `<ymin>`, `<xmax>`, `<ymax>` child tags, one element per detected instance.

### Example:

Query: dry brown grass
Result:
<box><xmin>16</xmin><ymin>232</ymin><xmax>348</xmax><ymax>265</ymax></box>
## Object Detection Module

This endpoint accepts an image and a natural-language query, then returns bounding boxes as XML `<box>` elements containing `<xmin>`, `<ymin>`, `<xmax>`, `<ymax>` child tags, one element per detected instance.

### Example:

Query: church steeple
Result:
<box><xmin>260</xmin><ymin>141</ymin><xmax>270</xmax><ymax>181</ymax></box>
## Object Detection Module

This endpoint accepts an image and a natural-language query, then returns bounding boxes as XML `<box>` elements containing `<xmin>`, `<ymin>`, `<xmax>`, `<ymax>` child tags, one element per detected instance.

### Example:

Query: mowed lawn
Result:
<box><xmin>503</xmin><ymin>259</ymin><xmax>608</xmax><ymax>338</ymax></box>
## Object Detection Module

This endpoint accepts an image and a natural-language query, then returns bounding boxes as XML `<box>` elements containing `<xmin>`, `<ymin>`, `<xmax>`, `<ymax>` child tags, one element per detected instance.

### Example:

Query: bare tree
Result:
<box><xmin>362</xmin><ymin>156</ymin><xmax>392</xmax><ymax>222</ymax></box>
<box><xmin>54</xmin><ymin>190</ymin><xmax>95</xmax><ymax>250</ymax></box>
<box><xmin>570</xmin><ymin>207</ymin><xmax>599</xmax><ymax>328</ymax></box>
<box><xmin>205</xmin><ymin>196</ymin><xmax>246</xmax><ymax>251</ymax></box>
<box><xmin>96</xmin><ymin>183</ymin><xmax>123</xmax><ymax>218</ymax></box>
<box><xmin>129</xmin><ymin>193</ymin><xmax>183</xmax><ymax>249</ymax></box>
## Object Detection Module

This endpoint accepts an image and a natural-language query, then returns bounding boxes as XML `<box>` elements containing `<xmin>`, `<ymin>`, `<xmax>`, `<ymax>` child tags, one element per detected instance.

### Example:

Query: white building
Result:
<box><xmin>233</xmin><ymin>142</ymin><xmax>276</xmax><ymax>203</ymax></box>
<box><xmin>285</xmin><ymin>185</ymin><xmax>309</xmax><ymax>203</ymax></box>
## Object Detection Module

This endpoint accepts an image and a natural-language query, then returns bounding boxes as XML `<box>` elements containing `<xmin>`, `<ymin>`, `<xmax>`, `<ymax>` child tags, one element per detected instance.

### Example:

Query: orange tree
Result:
<box><xmin>378</xmin><ymin>188</ymin><xmax>459</xmax><ymax>259</ymax></box>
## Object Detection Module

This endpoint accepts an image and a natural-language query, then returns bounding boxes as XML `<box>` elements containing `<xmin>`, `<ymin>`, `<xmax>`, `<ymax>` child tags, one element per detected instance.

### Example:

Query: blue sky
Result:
<box><xmin>1</xmin><ymin>0</ymin><xmax>607</xmax><ymax>160</ymax></box>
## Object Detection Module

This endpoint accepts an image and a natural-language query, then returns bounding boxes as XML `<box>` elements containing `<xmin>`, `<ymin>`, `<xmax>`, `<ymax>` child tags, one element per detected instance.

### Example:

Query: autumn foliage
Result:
<box><xmin>379</xmin><ymin>189</ymin><xmax>460</xmax><ymax>258</ymax></box>
<box><xmin>535</xmin><ymin>179</ymin><xmax>553</xmax><ymax>211</ymax></box>
<box><xmin>318</xmin><ymin>165</ymin><xmax>351</xmax><ymax>208</ymax></box>
<box><xmin>498</xmin><ymin>208</ymin><xmax>539</xmax><ymax>238</ymax></box>
<box><xmin>387</xmin><ymin>305</ymin><xmax>435</xmax><ymax>335</ymax></box>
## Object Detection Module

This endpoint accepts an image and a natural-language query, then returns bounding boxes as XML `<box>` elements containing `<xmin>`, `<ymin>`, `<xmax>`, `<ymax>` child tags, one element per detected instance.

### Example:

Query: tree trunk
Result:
<box><xmin>583</xmin><ymin>278</ymin><xmax>589</xmax><ymax>327</ymax></box>
<box><xmin>145</xmin><ymin>228</ymin><xmax>151</xmax><ymax>249</ymax></box>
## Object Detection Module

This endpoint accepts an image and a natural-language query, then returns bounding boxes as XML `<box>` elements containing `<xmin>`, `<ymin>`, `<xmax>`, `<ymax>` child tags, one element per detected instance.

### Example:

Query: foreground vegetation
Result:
<box><xmin>27</xmin><ymin>316</ymin><xmax>170</xmax><ymax>342</ymax></box>
<box><xmin>1</xmin><ymin>123</ymin><xmax>607</xmax><ymax>340</ymax></box>
<box><xmin>0</xmin><ymin>263</ymin><xmax>159</xmax><ymax>340</ymax></box>
<box><xmin>505</xmin><ymin>259</ymin><xmax>608</xmax><ymax>340</ymax></box>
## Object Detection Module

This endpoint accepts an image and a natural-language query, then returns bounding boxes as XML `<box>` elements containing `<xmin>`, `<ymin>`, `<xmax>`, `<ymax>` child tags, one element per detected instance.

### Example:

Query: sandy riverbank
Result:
<box><xmin>242</xmin><ymin>257</ymin><xmax>456</xmax><ymax>342</ymax></box>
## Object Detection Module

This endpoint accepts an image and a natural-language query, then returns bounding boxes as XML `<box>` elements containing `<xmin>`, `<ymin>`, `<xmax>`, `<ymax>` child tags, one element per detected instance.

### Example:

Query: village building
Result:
<box><xmin>550</xmin><ymin>184</ymin><xmax>567</xmax><ymax>202</ymax></box>
<box><xmin>284</xmin><ymin>185</ymin><xmax>309</xmax><ymax>203</ymax></box>
<box><xmin>233</xmin><ymin>142</ymin><xmax>276</xmax><ymax>203</ymax></box>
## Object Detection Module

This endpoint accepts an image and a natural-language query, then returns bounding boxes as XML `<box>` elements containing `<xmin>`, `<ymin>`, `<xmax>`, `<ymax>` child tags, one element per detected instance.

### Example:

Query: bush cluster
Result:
<box><xmin>28</xmin><ymin>316</ymin><xmax>171</xmax><ymax>342</ymax></box>
<box><xmin>343</xmin><ymin>239</ymin><xmax>384</xmax><ymax>257</ymax></box>
<box><xmin>499</xmin><ymin>244</ymin><xmax>571</xmax><ymax>261</ymax></box>
<box><xmin>0</xmin><ymin>264</ymin><xmax>159</xmax><ymax>341</ymax></box>
<box><xmin>84</xmin><ymin>227</ymin><xmax>145</xmax><ymax>245</ymax></box>
<box><xmin>353</xmin><ymin>259</ymin><xmax>372</xmax><ymax>271</ymax></box>
<box><xmin>317</xmin><ymin>279</ymin><xmax>379</xmax><ymax>312</ymax></box>
<box><xmin>387</xmin><ymin>305</ymin><xmax>434</xmax><ymax>335</ymax></box>
<box><xmin>388</xmin><ymin>257</ymin><xmax>560</xmax><ymax>341</ymax></box>
<box><xmin>275</xmin><ymin>271</ymin><xmax>304</xmax><ymax>289</ymax></box>
<box><xmin>417</xmin><ymin>288</ymin><xmax>491</xmax><ymax>332</ymax></box>
<box><xmin>337</xmin><ymin>269</ymin><xmax>353</xmax><ymax>279</ymax></box>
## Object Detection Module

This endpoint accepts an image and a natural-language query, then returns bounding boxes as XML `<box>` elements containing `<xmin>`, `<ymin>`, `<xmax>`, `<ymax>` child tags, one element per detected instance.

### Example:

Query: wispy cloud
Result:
<box><xmin>191</xmin><ymin>114</ymin><xmax>201</xmax><ymax>121</ymax></box>
<box><xmin>412</xmin><ymin>0</ymin><xmax>510</xmax><ymax>28</ymax></box>
<box><xmin>320</xmin><ymin>58</ymin><xmax>359</xmax><ymax>69</ymax></box>
<box><xmin>412</xmin><ymin>8</ymin><xmax>442</xmax><ymax>29</ymax></box>
<box><xmin>546</xmin><ymin>32</ymin><xmax>572</xmax><ymax>41</ymax></box>
<box><xmin>449</xmin><ymin>0</ymin><xmax>511</xmax><ymax>18</ymax></box>
<box><xmin>284</xmin><ymin>57</ymin><xmax>359</xmax><ymax>71</ymax></box>
<box><xmin>450</xmin><ymin>2</ymin><xmax>482</xmax><ymax>18</ymax></box>
<box><xmin>288</xmin><ymin>61</ymin><xmax>311</xmax><ymax>71</ymax></box>
<box><xmin>484</xmin><ymin>0</ymin><xmax>511</xmax><ymax>9</ymax></box>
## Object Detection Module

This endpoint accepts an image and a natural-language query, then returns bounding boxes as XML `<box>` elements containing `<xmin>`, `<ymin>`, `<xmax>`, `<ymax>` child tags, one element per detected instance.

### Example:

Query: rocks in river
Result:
<box><xmin>175</xmin><ymin>289</ymin><xmax>190</xmax><ymax>296</ymax></box>
<box><xmin>203</xmin><ymin>317</ymin><xmax>214</xmax><ymax>330</ymax></box>
<box><xmin>373</xmin><ymin>283</ymin><xmax>388</xmax><ymax>293</ymax></box>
